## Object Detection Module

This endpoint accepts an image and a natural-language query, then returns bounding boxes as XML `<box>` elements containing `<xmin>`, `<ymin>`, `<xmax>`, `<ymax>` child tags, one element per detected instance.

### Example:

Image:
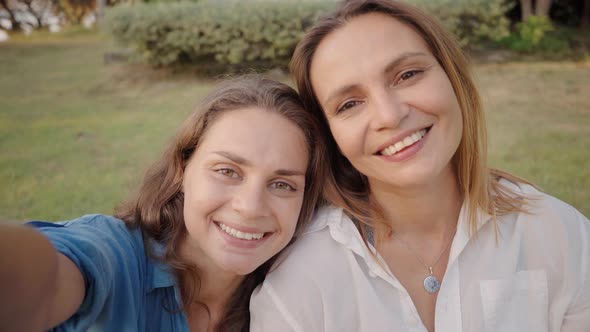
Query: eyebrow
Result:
<box><xmin>213</xmin><ymin>151</ymin><xmax>306</xmax><ymax>177</ymax></box>
<box><xmin>322</xmin><ymin>51</ymin><xmax>429</xmax><ymax>107</ymax></box>
<box><xmin>383</xmin><ymin>51</ymin><xmax>429</xmax><ymax>75</ymax></box>
<box><xmin>214</xmin><ymin>151</ymin><xmax>250</xmax><ymax>166</ymax></box>
<box><xmin>323</xmin><ymin>84</ymin><xmax>360</xmax><ymax>109</ymax></box>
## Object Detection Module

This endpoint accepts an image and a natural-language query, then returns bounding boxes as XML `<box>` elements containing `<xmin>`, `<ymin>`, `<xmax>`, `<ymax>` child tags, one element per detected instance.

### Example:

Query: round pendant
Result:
<box><xmin>423</xmin><ymin>274</ymin><xmax>441</xmax><ymax>293</ymax></box>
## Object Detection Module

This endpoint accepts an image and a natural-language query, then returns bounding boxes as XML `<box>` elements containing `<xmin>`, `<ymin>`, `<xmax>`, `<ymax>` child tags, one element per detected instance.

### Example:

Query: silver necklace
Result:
<box><xmin>392</xmin><ymin>230</ymin><xmax>455</xmax><ymax>293</ymax></box>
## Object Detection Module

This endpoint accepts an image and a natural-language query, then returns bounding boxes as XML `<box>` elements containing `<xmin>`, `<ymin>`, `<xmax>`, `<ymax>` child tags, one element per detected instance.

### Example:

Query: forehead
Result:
<box><xmin>198</xmin><ymin>107</ymin><xmax>309</xmax><ymax>169</ymax></box>
<box><xmin>310</xmin><ymin>13</ymin><xmax>431</xmax><ymax>97</ymax></box>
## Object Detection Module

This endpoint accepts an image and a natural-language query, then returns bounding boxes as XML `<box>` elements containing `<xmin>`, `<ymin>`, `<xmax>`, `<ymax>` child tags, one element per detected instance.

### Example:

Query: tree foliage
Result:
<box><xmin>0</xmin><ymin>0</ymin><xmax>52</xmax><ymax>29</ymax></box>
<box><xmin>58</xmin><ymin>0</ymin><xmax>95</xmax><ymax>24</ymax></box>
<box><xmin>0</xmin><ymin>0</ymin><xmax>95</xmax><ymax>30</ymax></box>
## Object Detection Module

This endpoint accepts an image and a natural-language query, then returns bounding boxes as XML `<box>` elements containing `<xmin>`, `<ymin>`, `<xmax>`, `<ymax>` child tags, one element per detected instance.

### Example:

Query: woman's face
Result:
<box><xmin>310</xmin><ymin>13</ymin><xmax>463</xmax><ymax>190</ymax></box>
<box><xmin>181</xmin><ymin>107</ymin><xmax>308</xmax><ymax>275</ymax></box>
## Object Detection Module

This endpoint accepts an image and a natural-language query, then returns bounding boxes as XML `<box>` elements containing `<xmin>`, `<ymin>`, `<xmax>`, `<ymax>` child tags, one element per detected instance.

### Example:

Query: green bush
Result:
<box><xmin>105</xmin><ymin>1</ymin><xmax>332</xmax><ymax>68</ymax></box>
<box><xmin>407</xmin><ymin>0</ymin><xmax>513</xmax><ymax>47</ymax></box>
<box><xmin>105</xmin><ymin>0</ymin><xmax>513</xmax><ymax>70</ymax></box>
<box><xmin>500</xmin><ymin>15</ymin><xmax>570</xmax><ymax>54</ymax></box>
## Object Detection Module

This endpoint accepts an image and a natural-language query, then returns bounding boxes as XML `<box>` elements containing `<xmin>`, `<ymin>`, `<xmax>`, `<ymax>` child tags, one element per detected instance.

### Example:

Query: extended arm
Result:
<box><xmin>0</xmin><ymin>224</ymin><xmax>85</xmax><ymax>331</ymax></box>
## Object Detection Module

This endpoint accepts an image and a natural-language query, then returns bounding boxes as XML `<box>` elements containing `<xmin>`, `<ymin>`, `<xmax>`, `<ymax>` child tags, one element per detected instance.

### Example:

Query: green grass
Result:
<box><xmin>0</xmin><ymin>33</ymin><xmax>213</xmax><ymax>221</ymax></box>
<box><xmin>479</xmin><ymin>62</ymin><xmax>590</xmax><ymax>215</ymax></box>
<box><xmin>1</xmin><ymin>33</ymin><xmax>589</xmax><ymax>221</ymax></box>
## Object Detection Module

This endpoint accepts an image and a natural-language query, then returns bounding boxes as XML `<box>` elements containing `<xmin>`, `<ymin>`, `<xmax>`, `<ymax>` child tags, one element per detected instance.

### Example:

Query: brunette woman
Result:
<box><xmin>0</xmin><ymin>75</ymin><xmax>326</xmax><ymax>332</ymax></box>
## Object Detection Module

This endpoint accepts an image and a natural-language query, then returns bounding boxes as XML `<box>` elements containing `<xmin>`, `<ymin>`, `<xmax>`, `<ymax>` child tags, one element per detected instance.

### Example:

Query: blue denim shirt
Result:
<box><xmin>30</xmin><ymin>214</ymin><xmax>190</xmax><ymax>332</ymax></box>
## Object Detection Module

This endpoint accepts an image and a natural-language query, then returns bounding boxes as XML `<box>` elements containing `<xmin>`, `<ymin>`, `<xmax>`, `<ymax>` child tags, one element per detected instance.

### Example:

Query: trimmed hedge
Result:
<box><xmin>105</xmin><ymin>0</ymin><xmax>512</xmax><ymax>69</ymax></box>
<box><xmin>105</xmin><ymin>1</ymin><xmax>332</xmax><ymax>68</ymax></box>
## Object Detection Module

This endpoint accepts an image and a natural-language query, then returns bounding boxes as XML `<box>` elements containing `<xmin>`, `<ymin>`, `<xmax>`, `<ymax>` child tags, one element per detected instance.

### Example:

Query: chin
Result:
<box><xmin>218</xmin><ymin>259</ymin><xmax>263</xmax><ymax>276</ymax></box>
<box><xmin>378</xmin><ymin>171</ymin><xmax>429</xmax><ymax>187</ymax></box>
<box><xmin>391</xmin><ymin>163</ymin><xmax>445</xmax><ymax>186</ymax></box>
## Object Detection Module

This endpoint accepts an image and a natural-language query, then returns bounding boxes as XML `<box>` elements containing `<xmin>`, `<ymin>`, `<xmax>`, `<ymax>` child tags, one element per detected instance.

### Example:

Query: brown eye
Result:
<box><xmin>336</xmin><ymin>100</ymin><xmax>362</xmax><ymax>114</ymax></box>
<box><xmin>270</xmin><ymin>181</ymin><xmax>295</xmax><ymax>192</ymax></box>
<box><xmin>399</xmin><ymin>70</ymin><xmax>422</xmax><ymax>82</ymax></box>
<box><xmin>216</xmin><ymin>168</ymin><xmax>239</xmax><ymax>178</ymax></box>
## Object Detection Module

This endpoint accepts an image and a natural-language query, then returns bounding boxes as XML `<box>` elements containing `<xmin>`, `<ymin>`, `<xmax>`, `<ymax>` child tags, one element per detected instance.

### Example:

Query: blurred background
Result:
<box><xmin>1</xmin><ymin>0</ymin><xmax>589</xmax><ymax>222</ymax></box>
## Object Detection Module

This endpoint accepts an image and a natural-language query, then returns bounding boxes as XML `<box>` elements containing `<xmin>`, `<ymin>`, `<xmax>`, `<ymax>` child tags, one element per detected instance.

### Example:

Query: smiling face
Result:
<box><xmin>181</xmin><ymin>107</ymin><xmax>308</xmax><ymax>276</ymax></box>
<box><xmin>310</xmin><ymin>13</ymin><xmax>463</xmax><ymax>191</ymax></box>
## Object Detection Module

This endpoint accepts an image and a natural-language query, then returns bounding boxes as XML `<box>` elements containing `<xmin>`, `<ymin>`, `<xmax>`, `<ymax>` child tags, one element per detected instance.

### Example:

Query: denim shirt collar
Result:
<box><xmin>147</xmin><ymin>240</ymin><xmax>177</xmax><ymax>292</ymax></box>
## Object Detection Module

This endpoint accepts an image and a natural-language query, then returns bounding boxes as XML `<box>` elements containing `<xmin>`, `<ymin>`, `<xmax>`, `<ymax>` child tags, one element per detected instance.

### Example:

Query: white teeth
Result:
<box><xmin>380</xmin><ymin>129</ymin><xmax>427</xmax><ymax>156</ymax></box>
<box><xmin>218</xmin><ymin>223</ymin><xmax>264</xmax><ymax>240</ymax></box>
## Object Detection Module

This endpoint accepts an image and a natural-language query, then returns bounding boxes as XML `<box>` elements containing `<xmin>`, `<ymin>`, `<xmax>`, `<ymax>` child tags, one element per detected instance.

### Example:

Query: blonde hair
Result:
<box><xmin>116</xmin><ymin>75</ymin><xmax>327</xmax><ymax>331</ymax></box>
<box><xmin>291</xmin><ymin>0</ymin><xmax>532</xmax><ymax>241</ymax></box>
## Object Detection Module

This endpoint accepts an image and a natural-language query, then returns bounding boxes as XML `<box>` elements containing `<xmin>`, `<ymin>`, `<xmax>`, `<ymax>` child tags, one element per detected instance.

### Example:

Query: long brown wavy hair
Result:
<box><xmin>116</xmin><ymin>75</ymin><xmax>326</xmax><ymax>331</ymax></box>
<box><xmin>291</xmin><ymin>0</ymin><xmax>533</xmax><ymax>243</ymax></box>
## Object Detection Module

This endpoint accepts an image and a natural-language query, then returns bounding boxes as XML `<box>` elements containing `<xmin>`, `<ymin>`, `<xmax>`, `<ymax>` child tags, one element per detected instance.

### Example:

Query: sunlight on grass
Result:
<box><xmin>478</xmin><ymin>62</ymin><xmax>590</xmax><ymax>215</ymax></box>
<box><xmin>1</xmin><ymin>34</ymin><xmax>588</xmax><ymax>221</ymax></box>
<box><xmin>0</xmin><ymin>35</ymin><xmax>213</xmax><ymax>221</ymax></box>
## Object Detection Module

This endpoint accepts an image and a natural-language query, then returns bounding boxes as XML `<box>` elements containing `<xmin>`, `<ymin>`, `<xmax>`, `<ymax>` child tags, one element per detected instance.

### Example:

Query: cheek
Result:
<box><xmin>183</xmin><ymin>177</ymin><xmax>227</xmax><ymax>224</ymax></box>
<box><xmin>427</xmin><ymin>77</ymin><xmax>463</xmax><ymax>143</ymax></box>
<box><xmin>444</xmin><ymin>91</ymin><xmax>463</xmax><ymax>144</ymax></box>
<box><xmin>440</xmin><ymin>95</ymin><xmax>464</xmax><ymax>163</ymax></box>
<box><xmin>276</xmin><ymin>196</ymin><xmax>304</xmax><ymax>235</ymax></box>
<box><xmin>421</xmin><ymin>68</ymin><xmax>459</xmax><ymax>114</ymax></box>
<box><xmin>440</xmin><ymin>78</ymin><xmax>462</xmax><ymax>121</ymax></box>
<box><xmin>329</xmin><ymin>120</ymin><xmax>365</xmax><ymax>159</ymax></box>
<box><xmin>452</xmin><ymin>108</ymin><xmax>463</xmax><ymax>140</ymax></box>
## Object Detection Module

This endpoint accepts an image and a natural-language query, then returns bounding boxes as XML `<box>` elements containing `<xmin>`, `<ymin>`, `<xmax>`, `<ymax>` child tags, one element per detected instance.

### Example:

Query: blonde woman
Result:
<box><xmin>250</xmin><ymin>1</ymin><xmax>590</xmax><ymax>331</ymax></box>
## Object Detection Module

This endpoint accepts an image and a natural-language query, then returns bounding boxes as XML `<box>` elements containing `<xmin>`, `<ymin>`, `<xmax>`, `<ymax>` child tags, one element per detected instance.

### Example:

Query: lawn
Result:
<box><xmin>479</xmin><ymin>61</ymin><xmax>590</xmax><ymax>217</ymax></box>
<box><xmin>1</xmin><ymin>32</ymin><xmax>589</xmax><ymax>222</ymax></box>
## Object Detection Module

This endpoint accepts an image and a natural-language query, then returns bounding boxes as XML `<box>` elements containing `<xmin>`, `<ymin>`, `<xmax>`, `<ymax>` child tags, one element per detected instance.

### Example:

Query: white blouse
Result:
<box><xmin>250</xmin><ymin>183</ymin><xmax>590</xmax><ymax>331</ymax></box>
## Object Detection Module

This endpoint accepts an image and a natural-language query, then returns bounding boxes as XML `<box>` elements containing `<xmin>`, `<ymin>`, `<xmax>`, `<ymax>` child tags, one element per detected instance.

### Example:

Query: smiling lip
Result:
<box><xmin>214</xmin><ymin>221</ymin><xmax>273</xmax><ymax>249</ymax></box>
<box><xmin>376</xmin><ymin>126</ymin><xmax>431</xmax><ymax>162</ymax></box>
<box><xmin>375</xmin><ymin>126</ymin><xmax>431</xmax><ymax>155</ymax></box>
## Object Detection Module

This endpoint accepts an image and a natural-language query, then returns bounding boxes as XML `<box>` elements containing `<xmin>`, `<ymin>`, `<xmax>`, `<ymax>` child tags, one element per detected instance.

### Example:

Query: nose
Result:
<box><xmin>369</xmin><ymin>89</ymin><xmax>409</xmax><ymax>131</ymax></box>
<box><xmin>231</xmin><ymin>181</ymin><xmax>270</xmax><ymax>219</ymax></box>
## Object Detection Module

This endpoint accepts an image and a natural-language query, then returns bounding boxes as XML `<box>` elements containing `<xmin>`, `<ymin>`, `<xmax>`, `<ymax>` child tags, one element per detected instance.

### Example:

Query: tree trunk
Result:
<box><xmin>582</xmin><ymin>0</ymin><xmax>590</xmax><ymax>29</ymax></box>
<box><xmin>521</xmin><ymin>0</ymin><xmax>533</xmax><ymax>21</ymax></box>
<box><xmin>96</xmin><ymin>0</ymin><xmax>105</xmax><ymax>25</ymax></box>
<box><xmin>535</xmin><ymin>0</ymin><xmax>552</xmax><ymax>17</ymax></box>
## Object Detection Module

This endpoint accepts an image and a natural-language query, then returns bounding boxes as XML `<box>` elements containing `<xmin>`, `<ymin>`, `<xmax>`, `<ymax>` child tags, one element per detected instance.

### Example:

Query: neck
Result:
<box><xmin>196</xmin><ymin>265</ymin><xmax>243</xmax><ymax>311</ymax></box>
<box><xmin>369</xmin><ymin>165</ymin><xmax>462</xmax><ymax>240</ymax></box>
<box><xmin>179</xmin><ymin>238</ymin><xmax>244</xmax><ymax>321</ymax></box>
